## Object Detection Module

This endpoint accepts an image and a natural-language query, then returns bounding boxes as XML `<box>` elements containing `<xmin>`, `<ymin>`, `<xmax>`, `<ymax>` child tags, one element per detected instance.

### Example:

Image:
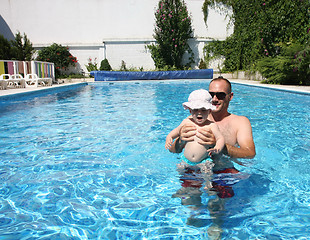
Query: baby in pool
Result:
<box><xmin>165</xmin><ymin>89</ymin><xmax>225</xmax><ymax>166</ymax></box>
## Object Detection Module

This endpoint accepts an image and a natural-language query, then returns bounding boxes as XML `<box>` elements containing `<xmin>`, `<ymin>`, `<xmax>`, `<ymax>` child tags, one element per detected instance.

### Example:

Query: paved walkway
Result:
<box><xmin>0</xmin><ymin>78</ymin><xmax>309</xmax><ymax>97</ymax></box>
<box><xmin>0</xmin><ymin>80</ymin><xmax>90</xmax><ymax>97</ymax></box>
<box><xmin>229</xmin><ymin>79</ymin><xmax>310</xmax><ymax>94</ymax></box>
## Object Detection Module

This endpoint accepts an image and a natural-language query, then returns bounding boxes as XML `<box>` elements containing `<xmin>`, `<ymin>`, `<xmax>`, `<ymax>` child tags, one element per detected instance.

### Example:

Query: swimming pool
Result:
<box><xmin>0</xmin><ymin>80</ymin><xmax>309</xmax><ymax>239</ymax></box>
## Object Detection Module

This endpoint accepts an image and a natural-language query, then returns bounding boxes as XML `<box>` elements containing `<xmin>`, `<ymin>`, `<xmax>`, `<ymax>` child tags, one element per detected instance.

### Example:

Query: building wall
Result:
<box><xmin>0</xmin><ymin>0</ymin><xmax>232</xmax><ymax>73</ymax></box>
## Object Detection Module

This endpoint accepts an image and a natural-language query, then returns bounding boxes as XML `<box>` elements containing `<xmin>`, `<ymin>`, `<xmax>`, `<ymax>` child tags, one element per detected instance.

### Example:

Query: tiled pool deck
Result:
<box><xmin>229</xmin><ymin>79</ymin><xmax>310</xmax><ymax>95</ymax></box>
<box><xmin>0</xmin><ymin>80</ymin><xmax>91</xmax><ymax>97</ymax></box>
<box><xmin>0</xmin><ymin>78</ymin><xmax>309</xmax><ymax>97</ymax></box>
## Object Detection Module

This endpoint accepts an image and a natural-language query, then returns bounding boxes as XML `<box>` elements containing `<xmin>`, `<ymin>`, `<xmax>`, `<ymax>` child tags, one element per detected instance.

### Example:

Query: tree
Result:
<box><xmin>147</xmin><ymin>0</ymin><xmax>194</xmax><ymax>70</ymax></box>
<box><xmin>100</xmin><ymin>59</ymin><xmax>112</xmax><ymax>71</ymax></box>
<box><xmin>0</xmin><ymin>35</ymin><xmax>12</xmax><ymax>60</ymax></box>
<box><xmin>0</xmin><ymin>32</ymin><xmax>34</xmax><ymax>61</ymax></box>
<box><xmin>10</xmin><ymin>32</ymin><xmax>34</xmax><ymax>61</ymax></box>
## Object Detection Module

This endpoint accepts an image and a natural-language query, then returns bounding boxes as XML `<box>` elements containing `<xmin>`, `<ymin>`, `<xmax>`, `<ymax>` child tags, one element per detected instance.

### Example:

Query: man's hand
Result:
<box><xmin>179</xmin><ymin>125</ymin><xmax>196</xmax><ymax>142</ymax></box>
<box><xmin>196</xmin><ymin>128</ymin><xmax>216</xmax><ymax>146</ymax></box>
<box><xmin>169</xmin><ymin>125</ymin><xmax>196</xmax><ymax>153</ymax></box>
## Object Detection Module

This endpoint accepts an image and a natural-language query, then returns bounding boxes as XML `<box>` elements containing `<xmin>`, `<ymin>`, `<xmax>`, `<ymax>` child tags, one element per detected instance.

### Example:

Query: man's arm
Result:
<box><xmin>196</xmin><ymin>117</ymin><xmax>256</xmax><ymax>159</ymax></box>
<box><xmin>225</xmin><ymin>143</ymin><xmax>256</xmax><ymax>159</ymax></box>
<box><xmin>225</xmin><ymin>116</ymin><xmax>256</xmax><ymax>159</ymax></box>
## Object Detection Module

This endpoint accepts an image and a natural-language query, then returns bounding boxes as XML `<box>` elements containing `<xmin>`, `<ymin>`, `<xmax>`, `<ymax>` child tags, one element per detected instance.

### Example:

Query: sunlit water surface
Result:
<box><xmin>0</xmin><ymin>80</ymin><xmax>309</xmax><ymax>239</ymax></box>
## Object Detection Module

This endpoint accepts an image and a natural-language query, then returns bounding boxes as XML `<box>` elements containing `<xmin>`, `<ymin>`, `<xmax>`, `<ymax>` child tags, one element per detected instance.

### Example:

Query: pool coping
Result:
<box><xmin>229</xmin><ymin>79</ymin><xmax>310</xmax><ymax>95</ymax></box>
<box><xmin>0</xmin><ymin>82</ymin><xmax>89</xmax><ymax>99</ymax></box>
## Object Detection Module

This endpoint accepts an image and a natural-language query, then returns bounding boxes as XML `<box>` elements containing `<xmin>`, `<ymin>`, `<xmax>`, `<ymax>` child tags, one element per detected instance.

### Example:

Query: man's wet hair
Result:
<box><xmin>210</xmin><ymin>76</ymin><xmax>232</xmax><ymax>93</ymax></box>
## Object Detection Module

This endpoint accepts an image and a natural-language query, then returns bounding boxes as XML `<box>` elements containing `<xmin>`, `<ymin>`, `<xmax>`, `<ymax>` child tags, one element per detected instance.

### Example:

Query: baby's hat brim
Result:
<box><xmin>182</xmin><ymin>101</ymin><xmax>216</xmax><ymax>110</ymax></box>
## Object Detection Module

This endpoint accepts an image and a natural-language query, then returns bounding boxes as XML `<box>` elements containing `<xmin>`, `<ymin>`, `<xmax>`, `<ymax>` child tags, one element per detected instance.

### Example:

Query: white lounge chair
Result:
<box><xmin>10</xmin><ymin>74</ymin><xmax>26</xmax><ymax>88</ymax></box>
<box><xmin>0</xmin><ymin>74</ymin><xmax>25</xmax><ymax>89</ymax></box>
<box><xmin>25</xmin><ymin>74</ymin><xmax>52</xmax><ymax>87</ymax></box>
<box><xmin>25</xmin><ymin>73</ymin><xmax>38</xmax><ymax>87</ymax></box>
<box><xmin>0</xmin><ymin>74</ymin><xmax>9</xmax><ymax>90</ymax></box>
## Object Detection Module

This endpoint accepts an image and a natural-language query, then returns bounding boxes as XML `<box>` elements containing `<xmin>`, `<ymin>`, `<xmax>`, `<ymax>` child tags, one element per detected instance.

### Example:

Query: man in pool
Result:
<box><xmin>170</xmin><ymin>77</ymin><xmax>255</xmax><ymax>237</ymax></box>
<box><xmin>170</xmin><ymin>76</ymin><xmax>256</xmax><ymax>177</ymax></box>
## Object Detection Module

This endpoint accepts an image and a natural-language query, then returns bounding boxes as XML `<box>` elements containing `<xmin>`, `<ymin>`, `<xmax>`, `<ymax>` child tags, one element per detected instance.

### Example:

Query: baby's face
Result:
<box><xmin>190</xmin><ymin>108</ymin><xmax>210</xmax><ymax>125</ymax></box>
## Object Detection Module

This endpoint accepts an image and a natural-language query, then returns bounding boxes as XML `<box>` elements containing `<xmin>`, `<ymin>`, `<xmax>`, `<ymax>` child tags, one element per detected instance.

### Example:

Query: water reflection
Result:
<box><xmin>172</xmin><ymin>165</ymin><xmax>269</xmax><ymax>239</ymax></box>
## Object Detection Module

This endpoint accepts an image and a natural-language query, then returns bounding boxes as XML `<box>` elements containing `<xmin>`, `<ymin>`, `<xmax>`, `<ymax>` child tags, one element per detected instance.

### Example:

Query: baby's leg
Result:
<box><xmin>197</xmin><ymin>161</ymin><xmax>214</xmax><ymax>190</ymax></box>
<box><xmin>197</xmin><ymin>160</ymin><xmax>214</xmax><ymax>174</ymax></box>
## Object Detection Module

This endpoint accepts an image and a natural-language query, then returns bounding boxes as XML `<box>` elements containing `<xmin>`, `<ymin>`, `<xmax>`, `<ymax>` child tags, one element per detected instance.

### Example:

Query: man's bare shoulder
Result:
<box><xmin>227</xmin><ymin>114</ymin><xmax>252</xmax><ymax>132</ymax></box>
<box><xmin>220</xmin><ymin>114</ymin><xmax>251</xmax><ymax>131</ymax></box>
<box><xmin>229</xmin><ymin>113</ymin><xmax>250</xmax><ymax>123</ymax></box>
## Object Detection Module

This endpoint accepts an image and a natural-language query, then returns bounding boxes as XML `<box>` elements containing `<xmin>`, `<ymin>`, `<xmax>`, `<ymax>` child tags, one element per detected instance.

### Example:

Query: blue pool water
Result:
<box><xmin>0</xmin><ymin>80</ymin><xmax>309</xmax><ymax>239</ymax></box>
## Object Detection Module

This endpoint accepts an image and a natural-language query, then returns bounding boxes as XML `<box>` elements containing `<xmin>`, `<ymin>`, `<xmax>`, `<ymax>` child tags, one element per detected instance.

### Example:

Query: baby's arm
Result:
<box><xmin>165</xmin><ymin>119</ymin><xmax>189</xmax><ymax>150</ymax></box>
<box><xmin>207</xmin><ymin>123</ymin><xmax>225</xmax><ymax>155</ymax></box>
<box><xmin>165</xmin><ymin>127</ymin><xmax>181</xmax><ymax>150</ymax></box>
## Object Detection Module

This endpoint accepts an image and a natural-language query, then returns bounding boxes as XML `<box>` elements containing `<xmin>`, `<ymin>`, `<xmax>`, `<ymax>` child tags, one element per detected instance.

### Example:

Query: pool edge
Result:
<box><xmin>0</xmin><ymin>82</ymin><xmax>88</xmax><ymax>100</ymax></box>
<box><xmin>230</xmin><ymin>80</ymin><xmax>310</xmax><ymax>96</ymax></box>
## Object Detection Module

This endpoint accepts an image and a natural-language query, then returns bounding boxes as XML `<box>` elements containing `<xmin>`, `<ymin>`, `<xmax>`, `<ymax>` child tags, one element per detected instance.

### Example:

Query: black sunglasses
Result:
<box><xmin>209</xmin><ymin>92</ymin><xmax>228</xmax><ymax>100</ymax></box>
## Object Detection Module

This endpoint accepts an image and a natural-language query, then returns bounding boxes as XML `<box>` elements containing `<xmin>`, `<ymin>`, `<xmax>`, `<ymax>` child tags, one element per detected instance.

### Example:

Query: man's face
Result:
<box><xmin>208</xmin><ymin>80</ymin><xmax>232</xmax><ymax>113</ymax></box>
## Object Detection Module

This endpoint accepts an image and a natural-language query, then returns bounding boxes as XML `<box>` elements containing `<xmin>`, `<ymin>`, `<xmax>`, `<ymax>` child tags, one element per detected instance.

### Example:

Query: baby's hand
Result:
<box><xmin>207</xmin><ymin>147</ymin><xmax>220</xmax><ymax>156</ymax></box>
<box><xmin>165</xmin><ymin>136</ymin><xmax>173</xmax><ymax>150</ymax></box>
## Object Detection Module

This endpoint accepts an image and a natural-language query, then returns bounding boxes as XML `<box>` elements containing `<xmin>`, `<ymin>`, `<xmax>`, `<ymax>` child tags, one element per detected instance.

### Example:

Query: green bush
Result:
<box><xmin>100</xmin><ymin>59</ymin><xmax>112</xmax><ymax>71</ymax></box>
<box><xmin>58</xmin><ymin>73</ymin><xmax>85</xmax><ymax>79</ymax></box>
<box><xmin>147</xmin><ymin>0</ymin><xmax>194</xmax><ymax>70</ymax></box>
<box><xmin>292</xmin><ymin>44</ymin><xmax>310</xmax><ymax>85</ymax></box>
<box><xmin>85</xmin><ymin>57</ymin><xmax>98</xmax><ymax>72</ymax></box>
<box><xmin>257</xmin><ymin>43</ymin><xmax>310</xmax><ymax>85</ymax></box>
<box><xmin>119</xmin><ymin>60</ymin><xmax>127</xmax><ymax>71</ymax></box>
<box><xmin>202</xmin><ymin>0</ymin><xmax>310</xmax><ymax>84</ymax></box>
<box><xmin>257</xmin><ymin>56</ymin><xmax>293</xmax><ymax>85</ymax></box>
<box><xmin>36</xmin><ymin>43</ymin><xmax>78</xmax><ymax>78</ymax></box>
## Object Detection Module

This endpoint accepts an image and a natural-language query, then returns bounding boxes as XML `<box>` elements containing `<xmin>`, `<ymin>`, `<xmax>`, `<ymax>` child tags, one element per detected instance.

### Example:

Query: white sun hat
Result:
<box><xmin>182</xmin><ymin>89</ymin><xmax>216</xmax><ymax>110</ymax></box>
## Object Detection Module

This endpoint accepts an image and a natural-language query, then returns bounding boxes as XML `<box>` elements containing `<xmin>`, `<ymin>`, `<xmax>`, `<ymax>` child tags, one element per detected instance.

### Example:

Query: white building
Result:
<box><xmin>0</xmin><ymin>0</ymin><xmax>232</xmax><ymax>73</ymax></box>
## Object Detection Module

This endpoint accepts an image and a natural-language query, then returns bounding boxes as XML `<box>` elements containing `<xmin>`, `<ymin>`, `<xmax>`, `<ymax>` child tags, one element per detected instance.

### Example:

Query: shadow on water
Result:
<box><xmin>172</xmin><ymin>167</ymin><xmax>271</xmax><ymax>239</ymax></box>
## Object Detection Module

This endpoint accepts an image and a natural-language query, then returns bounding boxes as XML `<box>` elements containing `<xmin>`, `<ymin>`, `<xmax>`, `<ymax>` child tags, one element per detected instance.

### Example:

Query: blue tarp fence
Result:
<box><xmin>90</xmin><ymin>69</ymin><xmax>213</xmax><ymax>81</ymax></box>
